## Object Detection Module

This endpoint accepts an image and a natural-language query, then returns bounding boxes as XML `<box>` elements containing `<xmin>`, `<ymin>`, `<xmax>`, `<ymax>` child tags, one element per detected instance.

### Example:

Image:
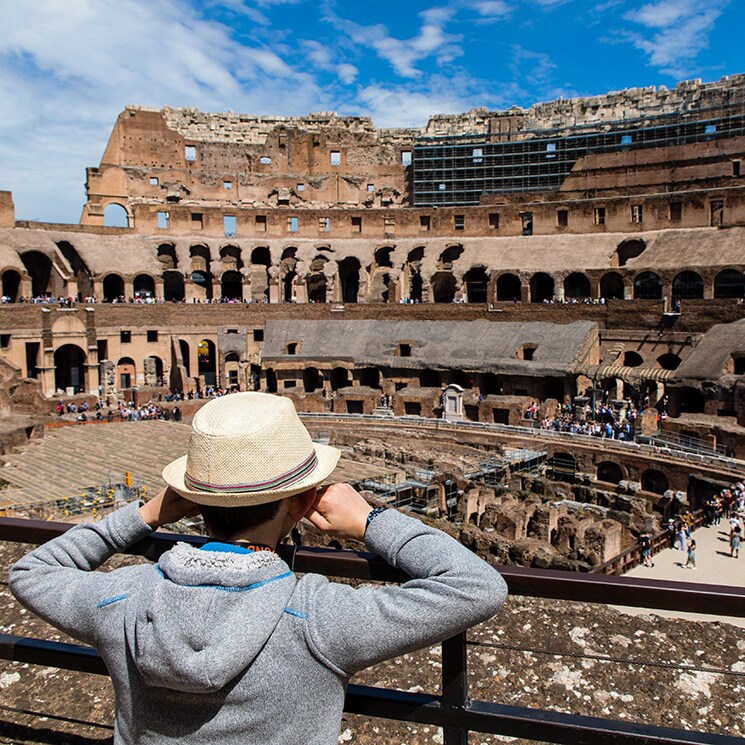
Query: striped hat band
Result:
<box><xmin>183</xmin><ymin>450</ymin><xmax>318</xmax><ymax>494</ymax></box>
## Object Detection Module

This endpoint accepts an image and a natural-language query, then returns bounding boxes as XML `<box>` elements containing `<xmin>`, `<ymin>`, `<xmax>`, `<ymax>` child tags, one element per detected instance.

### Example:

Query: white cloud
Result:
<box><xmin>621</xmin><ymin>0</ymin><xmax>728</xmax><ymax>77</ymax></box>
<box><xmin>300</xmin><ymin>39</ymin><xmax>358</xmax><ymax>83</ymax></box>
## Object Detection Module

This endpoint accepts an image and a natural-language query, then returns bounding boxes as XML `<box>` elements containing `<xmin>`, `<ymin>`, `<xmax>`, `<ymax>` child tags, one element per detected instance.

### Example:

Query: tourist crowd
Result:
<box><xmin>527</xmin><ymin>401</ymin><xmax>640</xmax><ymax>441</ymax></box>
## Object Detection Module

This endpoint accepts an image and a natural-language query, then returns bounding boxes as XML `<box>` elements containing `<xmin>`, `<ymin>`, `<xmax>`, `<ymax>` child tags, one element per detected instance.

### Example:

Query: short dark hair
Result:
<box><xmin>199</xmin><ymin>500</ymin><xmax>282</xmax><ymax>539</ymax></box>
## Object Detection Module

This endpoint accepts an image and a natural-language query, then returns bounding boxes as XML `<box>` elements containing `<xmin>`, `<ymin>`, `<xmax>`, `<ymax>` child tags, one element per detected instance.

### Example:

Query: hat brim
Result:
<box><xmin>162</xmin><ymin>442</ymin><xmax>342</xmax><ymax>506</ymax></box>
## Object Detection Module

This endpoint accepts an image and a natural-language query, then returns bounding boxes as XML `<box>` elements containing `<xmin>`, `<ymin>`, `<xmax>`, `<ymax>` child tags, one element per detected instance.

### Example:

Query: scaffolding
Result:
<box><xmin>412</xmin><ymin>104</ymin><xmax>745</xmax><ymax>206</ymax></box>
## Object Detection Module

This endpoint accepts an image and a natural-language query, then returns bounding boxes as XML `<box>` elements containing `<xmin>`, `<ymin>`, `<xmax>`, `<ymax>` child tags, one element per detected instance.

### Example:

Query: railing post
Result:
<box><xmin>442</xmin><ymin>632</ymin><xmax>468</xmax><ymax>745</ymax></box>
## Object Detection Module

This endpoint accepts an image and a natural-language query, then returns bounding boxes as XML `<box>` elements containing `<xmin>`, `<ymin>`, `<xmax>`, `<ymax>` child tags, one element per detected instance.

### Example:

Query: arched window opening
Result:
<box><xmin>657</xmin><ymin>353</ymin><xmax>682</xmax><ymax>371</ymax></box>
<box><xmin>103</xmin><ymin>274</ymin><xmax>125</xmax><ymax>303</ymax></box>
<box><xmin>438</xmin><ymin>245</ymin><xmax>463</xmax><ymax>267</ymax></box>
<box><xmin>103</xmin><ymin>203</ymin><xmax>129</xmax><ymax>228</ymax></box>
<box><xmin>133</xmin><ymin>274</ymin><xmax>155</xmax><ymax>300</ymax></box>
<box><xmin>641</xmin><ymin>469</ymin><xmax>669</xmax><ymax>494</ymax></box>
<box><xmin>672</xmin><ymin>271</ymin><xmax>704</xmax><ymax>302</ymax></box>
<box><xmin>599</xmin><ymin>272</ymin><xmax>625</xmax><ymax>300</ymax></box>
<box><xmin>431</xmin><ymin>272</ymin><xmax>457</xmax><ymax>303</ymax></box>
<box><xmin>530</xmin><ymin>273</ymin><xmax>554</xmax><ymax>303</ymax></box>
<box><xmin>623</xmin><ymin>351</ymin><xmax>643</xmax><ymax>368</ymax></box>
<box><xmin>307</xmin><ymin>273</ymin><xmax>327</xmax><ymax>303</ymax></box>
<box><xmin>163</xmin><ymin>271</ymin><xmax>185</xmax><ymax>302</ymax></box>
<box><xmin>144</xmin><ymin>356</ymin><xmax>164</xmax><ymax>386</ymax></box>
<box><xmin>221</xmin><ymin>270</ymin><xmax>243</xmax><ymax>300</ymax></box>
<box><xmin>220</xmin><ymin>245</ymin><xmax>243</xmax><ymax>270</ymax></box>
<box><xmin>283</xmin><ymin>270</ymin><xmax>297</xmax><ymax>302</ymax></box>
<box><xmin>564</xmin><ymin>272</ymin><xmax>591</xmax><ymax>299</ymax></box>
<box><xmin>497</xmin><ymin>274</ymin><xmax>521</xmax><ymax>302</ymax></box>
<box><xmin>54</xmin><ymin>344</ymin><xmax>86</xmax><ymax>393</ymax></box>
<box><xmin>330</xmin><ymin>367</ymin><xmax>350</xmax><ymax>391</ymax></box>
<box><xmin>714</xmin><ymin>269</ymin><xmax>745</xmax><ymax>299</ymax></box>
<box><xmin>251</xmin><ymin>246</ymin><xmax>271</xmax><ymax>266</ymax></box>
<box><xmin>1</xmin><ymin>270</ymin><xmax>21</xmax><ymax>302</ymax></box>
<box><xmin>281</xmin><ymin>247</ymin><xmax>298</xmax><ymax>261</ymax></box>
<box><xmin>20</xmin><ymin>251</ymin><xmax>54</xmax><ymax>297</ymax></box>
<box><xmin>338</xmin><ymin>257</ymin><xmax>360</xmax><ymax>303</ymax></box>
<box><xmin>57</xmin><ymin>241</ymin><xmax>93</xmax><ymax>299</ymax></box>
<box><xmin>633</xmin><ymin>271</ymin><xmax>662</xmax><ymax>300</ymax></box>
<box><xmin>157</xmin><ymin>243</ymin><xmax>177</xmax><ymax>269</ymax></box>
<box><xmin>597</xmin><ymin>461</ymin><xmax>624</xmax><ymax>485</ymax></box>
<box><xmin>616</xmin><ymin>239</ymin><xmax>646</xmax><ymax>267</ymax></box>
<box><xmin>374</xmin><ymin>246</ymin><xmax>394</xmax><ymax>268</ymax></box>
<box><xmin>409</xmin><ymin>272</ymin><xmax>423</xmax><ymax>302</ymax></box>
<box><xmin>117</xmin><ymin>356</ymin><xmax>136</xmax><ymax>390</ymax></box>
<box><xmin>303</xmin><ymin>367</ymin><xmax>322</xmax><ymax>393</ymax></box>
<box><xmin>464</xmin><ymin>266</ymin><xmax>489</xmax><ymax>303</ymax></box>
<box><xmin>190</xmin><ymin>245</ymin><xmax>211</xmax><ymax>271</ymax></box>
<box><xmin>179</xmin><ymin>339</ymin><xmax>191</xmax><ymax>378</ymax></box>
<box><xmin>198</xmin><ymin>340</ymin><xmax>217</xmax><ymax>387</ymax></box>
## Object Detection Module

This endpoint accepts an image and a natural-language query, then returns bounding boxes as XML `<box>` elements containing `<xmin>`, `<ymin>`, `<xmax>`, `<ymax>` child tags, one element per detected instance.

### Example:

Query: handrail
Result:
<box><xmin>2</xmin><ymin>517</ymin><xmax>745</xmax><ymax>745</ymax></box>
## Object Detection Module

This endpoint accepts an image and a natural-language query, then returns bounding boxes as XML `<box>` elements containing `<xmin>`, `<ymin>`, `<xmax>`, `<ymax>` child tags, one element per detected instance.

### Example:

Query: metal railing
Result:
<box><xmin>1</xmin><ymin>517</ymin><xmax>745</xmax><ymax>745</ymax></box>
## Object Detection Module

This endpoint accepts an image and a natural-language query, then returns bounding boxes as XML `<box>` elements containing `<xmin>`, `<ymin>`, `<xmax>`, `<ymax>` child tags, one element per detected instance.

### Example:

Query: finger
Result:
<box><xmin>304</xmin><ymin>505</ymin><xmax>332</xmax><ymax>531</ymax></box>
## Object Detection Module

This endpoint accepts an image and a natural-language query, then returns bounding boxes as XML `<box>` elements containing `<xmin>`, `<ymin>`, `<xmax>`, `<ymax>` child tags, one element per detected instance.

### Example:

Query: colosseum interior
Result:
<box><xmin>2</xmin><ymin>73</ymin><xmax>745</xmax><ymax>743</ymax></box>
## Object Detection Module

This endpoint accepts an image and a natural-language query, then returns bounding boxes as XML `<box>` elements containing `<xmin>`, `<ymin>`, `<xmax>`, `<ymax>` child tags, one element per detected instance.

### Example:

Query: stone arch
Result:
<box><xmin>597</xmin><ymin>460</ymin><xmax>624</xmax><ymax>485</ymax></box>
<box><xmin>307</xmin><ymin>272</ymin><xmax>327</xmax><ymax>303</ymax></box>
<box><xmin>1</xmin><ymin>269</ymin><xmax>21</xmax><ymax>301</ymax></box>
<box><xmin>281</xmin><ymin>246</ymin><xmax>298</xmax><ymax>261</ymax></box>
<box><xmin>374</xmin><ymin>246</ymin><xmax>394</xmax><ymax>268</ymax></box>
<box><xmin>198</xmin><ymin>339</ymin><xmax>217</xmax><ymax>387</ymax></box>
<box><xmin>463</xmin><ymin>266</ymin><xmax>489</xmax><ymax>303</ymax></box>
<box><xmin>179</xmin><ymin>339</ymin><xmax>191</xmax><ymax>378</ymax></box>
<box><xmin>163</xmin><ymin>271</ymin><xmax>185</xmax><ymax>302</ymax></box>
<box><xmin>330</xmin><ymin>367</ymin><xmax>350</xmax><ymax>391</ymax></box>
<box><xmin>431</xmin><ymin>271</ymin><xmax>457</xmax><ymax>303</ymax></box>
<box><xmin>616</xmin><ymin>239</ymin><xmax>646</xmax><ymax>267</ymax></box>
<box><xmin>103</xmin><ymin>273</ymin><xmax>125</xmax><ymax>302</ymax></box>
<box><xmin>714</xmin><ymin>269</ymin><xmax>745</xmax><ymax>299</ymax></box>
<box><xmin>657</xmin><ymin>353</ymin><xmax>682</xmax><ymax>371</ymax></box>
<box><xmin>220</xmin><ymin>244</ymin><xmax>243</xmax><ymax>271</ymax></box>
<box><xmin>103</xmin><ymin>203</ymin><xmax>130</xmax><ymax>228</ymax></box>
<box><xmin>20</xmin><ymin>251</ymin><xmax>55</xmax><ymax>297</ymax></box>
<box><xmin>117</xmin><ymin>356</ymin><xmax>136</xmax><ymax>390</ymax></box>
<box><xmin>303</xmin><ymin>367</ymin><xmax>322</xmax><ymax>393</ymax></box>
<box><xmin>672</xmin><ymin>271</ymin><xmax>704</xmax><ymax>302</ymax></box>
<box><xmin>599</xmin><ymin>272</ymin><xmax>625</xmax><ymax>300</ymax></box>
<box><xmin>406</xmin><ymin>246</ymin><xmax>425</xmax><ymax>302</ymax></box>
<box><xmin>157</xmin><ymin>243</ymin><xmax>177</xmax><ymax>269</ymax></box>
<box><xmin>221</xmin><ymin>270</ymin><xmax>243</xmax><ymax>300</ymax></box>
<box><xmin>144</xmin><ymin>355</ymin><xmax>164</xmax><ymax>386</ymax></box>
<box><xmin>496</xmin><ymin>273</ymin><xmax>521</xmax><ymax>301</ymax></box>
<box><xmin>338</xmin><ymin>257</ymin><xmax>361</xmax><ymax>303</ymax></box>
<box><xmin>190</xmin><ymin>245</ymin><xmax>213</xmax><ymax>300</ymax></box>
<box><xmin>54</xmin><ymin>344</ymin><xmax>87</xmax><ymax>393</ymax></box>
<box><xmin>641</xmin><ymin>469</ymin><xmax>669</xmax><ymax>495</ymax></box>
<box><xmin>224</xmin><ymin>352</ymin><xmax>241</xmax><ymax>389</ymax></box>
<box><xmin>438</xmin><ymin>244</ymin><xmax>464</xmax><ymax>267</ymax></box>
<box><xmin>530</xmin><ymin>272</ymin><xmax>554</xmax><ymax>303</ymax></box>
<box><xmin>133</xmin><ymin>273</ymin><xmax>155</xmax><ymax>300</ymax></box>
<box><xmin>283</xmin><ymin>270</ymin><xmax>297</xmax><ymax>302</ymax></box>
<box><xmin>250</xmin><ymin>246</ymin><xmax>271</xmax><ymax>266</ymax></box>
<box><xmin>564</xmin><ymin>272</ymin><xmax>591</xmax><ymax>299</ymax></box>
<box><xmin>633</xmin><ymin>271</ymin><xmax>662</xmax><ymax>300</ymax></box>
<box><xmin>56</xmin><ymin>241</ymin><xmax>93</xmax><ymax>299</ymax></box>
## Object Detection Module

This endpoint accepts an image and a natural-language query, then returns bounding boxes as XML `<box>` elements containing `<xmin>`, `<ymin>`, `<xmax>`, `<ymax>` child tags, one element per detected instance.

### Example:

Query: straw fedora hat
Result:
<box><xmin>162</xmin><ymin>392</ymin><xmax>340</xmax><ymax>506</ymax></box>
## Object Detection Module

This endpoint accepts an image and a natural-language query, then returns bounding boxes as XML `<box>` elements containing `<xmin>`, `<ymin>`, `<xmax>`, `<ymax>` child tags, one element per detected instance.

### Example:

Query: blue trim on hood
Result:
<box><xmin>200</xmin><ymin>542</ymin><xmax>252</xmax><ymax>554</ymax></box>
<box><xmin>155</xmin><ymin>564</ymin><xmax>293</xmax><ymax>593</ymax></box>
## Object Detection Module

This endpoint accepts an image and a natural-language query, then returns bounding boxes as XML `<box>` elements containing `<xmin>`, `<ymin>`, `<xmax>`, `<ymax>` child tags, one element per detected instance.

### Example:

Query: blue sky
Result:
<box><xmin>0</xmin><ymin>0</ymin><xmax>742</xmax><ymax>223</ymax></box>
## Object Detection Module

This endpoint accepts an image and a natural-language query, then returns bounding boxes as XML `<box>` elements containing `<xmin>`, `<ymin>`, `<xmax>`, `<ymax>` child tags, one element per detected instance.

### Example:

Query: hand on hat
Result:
<box><xmin>304</xmin><ymin>483</ymin><xmax>371</xmax><ymax>542</ymax></box>
<box><xmin>140</xmin><ymin>487</ymin><xmax>200</xmax><ymax>530</ymax></box>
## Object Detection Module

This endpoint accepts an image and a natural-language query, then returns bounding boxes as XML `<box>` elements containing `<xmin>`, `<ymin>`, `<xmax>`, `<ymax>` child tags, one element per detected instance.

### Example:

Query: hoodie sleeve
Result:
<box><xmin>8</xmin><ymin>501</ymin><xmax>154</xmax><ymax>647</ymax></box>
<box><xmin>301</xmin><ymin>509</ymin><xmax>507</xmax><ymax>677</ymax></box>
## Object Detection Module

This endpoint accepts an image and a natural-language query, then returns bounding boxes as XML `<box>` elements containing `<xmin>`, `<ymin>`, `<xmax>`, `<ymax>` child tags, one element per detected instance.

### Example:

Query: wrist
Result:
<box><xmin>139</xmin><ymin>502</ymin><xmax>160</xmax><ymax>530</ymax></box>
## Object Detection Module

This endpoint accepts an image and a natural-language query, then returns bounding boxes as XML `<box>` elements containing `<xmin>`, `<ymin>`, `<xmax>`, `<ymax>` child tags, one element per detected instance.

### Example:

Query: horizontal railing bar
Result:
<box><xmin>0</xmin><ymin>636</ymin><xmax>737</xmax><ymax>745</ymax></box>
<box><xmin>3</xmin><ymin>517</ymin><xmax>745</xmax><ymax>616</ymax></box>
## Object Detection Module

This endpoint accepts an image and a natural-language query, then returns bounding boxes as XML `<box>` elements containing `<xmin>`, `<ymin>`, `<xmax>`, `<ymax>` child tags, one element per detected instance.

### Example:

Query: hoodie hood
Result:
<box><xmin>125</xmin><ymin>543</ymin><xmax>295</xmax><ymax>693</ymax></box>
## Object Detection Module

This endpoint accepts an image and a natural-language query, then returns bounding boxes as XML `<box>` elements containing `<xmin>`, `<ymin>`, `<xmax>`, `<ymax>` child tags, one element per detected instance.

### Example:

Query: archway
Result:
<box><xmin>497</xmin><ymin>273</ymin><xmax>521</xmax><ymax>301</ymax></box>
<box><xmin>220</xmin><ymin>245</ymin><xmax>243</xmax><ymax>270</ymax></box>
<box><xmin>1</xmin><ymin>270</ymin><xmax>20</xmax><ymax>301</ymax></box>
<box><xmin>464</xmin><ymin>266</ymin><xmax>489</xmax><ymax>303</ymax></box>
<box><xmin>54</xmin><ymin>344</ymin><xmax>86</xmax><ymax>393</ymax></box>
<box><xmin>597</xmin><ymin>461</ymin><xmax>624</xmax><ymax>485</ymax></box>
<box><xmin>116</xmin><ymin>357</ymin><xmax>136</xmax><ymax>390</ymax></box>
<box><xmin>157</xmin><ymin>243</ymin><xmax>178</xmax><ymax>269</ymax></box>
<box><xmin>633</xmin><ymin>271</ymin><xmax>662</xmax><ymax>300</ymax></box>
<box><xmin>564</xmin><ymin>272</ymin><xmax>591</xmax><ymax>299</ymax></box>
<box><xmin>410</xmin><ymin>271</ymin><xmax>423</xmax><ymax>302</ymax></box>
<box><xmin>641</xmin><ymin>469</ymin><xmax>669</xmax><ymax>495</ymax></box>
<box><xmin>163</xmin><ymin>271</ymin><xmax>185</xmax><ymax>302</ymax></box>
<box><xmin>190</xmin><ymin>245</ymin><xmax>212</xmax><ymax>300</ymax></box>
<box><xmin>599</xmin><ymin>272</ymin><xmax>625</xmax><ymax>300</ymax></box>
<box><xmin>374</xmin><ymin>246</ymin><xmax>394</xmax><ymax>268</ymax></box>
<box><xmin>103</xmin><ymin>274</ymin><xmax>125</xmax><ymax>302</ymax></box>
<box><xmin>330</xmin><ymin>367</ymin><xmax>350</xmax><ymax>391</ymax></box>
<box><xmin>623</xmin><ymin>351</ymin><xmax>643</xmax><ymax>368</ymax></box>
<box><xmin>224</xmin><ymin>352</ymin><xmax>240</xmax><ymax>389</ymax></box>
<box><xmin>283</xmin><ymin>270</ymin><xmax>297</xmax><ymax>302</ymax></box>
<box><xmin>672</xmin><ymin>271</ymin><xmax>704</xmax><ymax>302</ymax></box>
<box><xmin>103</xmin><ymin>203</ymin><xmax>129</xmax><ymax>228</ymax></box>
<box><xmin>530</xmin><ymin>273</ymin><xmax>554</xmax><ymax>303</ymax></box>
<box><xmin>307</xmin><ymin>273</ymin><xmax>327</xmax><ymax>303</ymax></box>
<box><xmin>338</xmin><ymin>257</ymin><xmax>360</xmax><ymax>303</ymax></box>
<box><xmin>198</xmin><ymin>340</ymin><xmax>217</xmax><ymax>387</ymax></box>
<box><xmin>57</xmin><ymin>241</ymin><xmax>93</xmax><ymax>299</ymax></box>
<box><xmin>714</xmin><ymin>269</ymin><xmax>745</xmax><ymax>299</ymax></box>
<box><xmin>133</xmin><ymin>273</ymin><xmax>155</xmax><ymax>300</ymax></box>
<box><xmin>221</xmin><ymin>270</ymin><xmax>243</xmax><ymax>300</ymax></box>
<box><xmin>431</xmin><ymin>271</ymin><xmax>457</xmax><ymax>303</ymax></box>
<box><xmin>144</xmin><ymin>355</ymin><xmax>164</xmax><ymax>386</ymax></box>
<box><xmin>179</xmin><ymin>339</ymin><xmax>191</xmax><ymax>377</ymax></box>
<box><xmin>303</xmin><ymin>367</ymin><xmax>322</xmax><ymax>393</ymax></box>
<box><xmin>657</xmin><ymin>353</ymin><xmax>681</xmax><ymax>371</ymax></box>
<box><xmin>20</xmin><ymin>251</ymin><xmax>54</xmax><ymax>297</ymax></box>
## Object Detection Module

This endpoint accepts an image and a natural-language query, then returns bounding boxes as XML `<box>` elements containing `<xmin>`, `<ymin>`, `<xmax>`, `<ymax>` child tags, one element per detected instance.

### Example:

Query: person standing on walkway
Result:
<box><xmin>676</xmin><ymin>523</ymin><xmax>687</xmax><ymax>552</ymax></box>
<box><xmin>640</xmin><ymin>534</ymin><xmax>654</xmax><ymax>567</ymax></box>
<box><xmin>684</xmin><ymin>538</ymin><xmax>697</xmax><ymax>570</ymax></box>
<box><xmin>731</xmin><ymin>523</ymin><xmax>741</xmax><ymax>558</ymax></box>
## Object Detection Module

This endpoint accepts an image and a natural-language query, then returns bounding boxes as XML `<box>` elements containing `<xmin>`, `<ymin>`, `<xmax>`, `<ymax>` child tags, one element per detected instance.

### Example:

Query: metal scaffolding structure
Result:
<box><xmin>412</xmin><ymin>104</ymin><xmax>745</xmax><ymax>206</ymax></box>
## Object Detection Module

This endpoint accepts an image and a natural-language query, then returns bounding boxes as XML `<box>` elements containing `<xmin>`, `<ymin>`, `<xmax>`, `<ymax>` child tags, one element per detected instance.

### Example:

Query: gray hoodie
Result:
<box><xmin>10</xmin><ymin>501</ymin><xmax>507</xmax><ymax>744</ymax></box>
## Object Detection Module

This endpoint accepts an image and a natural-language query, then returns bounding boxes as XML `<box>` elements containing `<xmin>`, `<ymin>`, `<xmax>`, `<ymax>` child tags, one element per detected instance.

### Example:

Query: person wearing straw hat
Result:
<box><xmin>10</xmin><ymin>392</ymin><xmax>507</xmax><ymax>745</ymax></box>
